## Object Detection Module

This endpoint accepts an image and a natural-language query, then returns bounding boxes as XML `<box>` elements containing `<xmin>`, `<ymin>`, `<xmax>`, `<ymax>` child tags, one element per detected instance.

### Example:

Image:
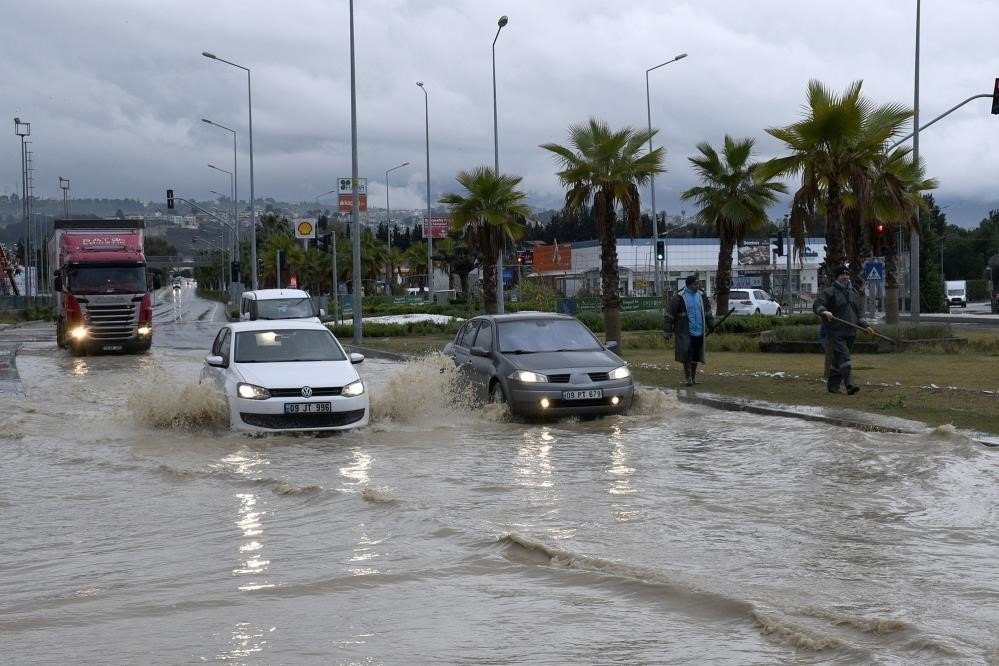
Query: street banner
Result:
<box><xmin>339</xmin><ymin>194</ymin><xmax>367</xmax><ymax>212</ymax></box>
<box><xmin>532</xmin><ymin>243</ymin><xmax>572</xmax><ymax>271</ymax></box>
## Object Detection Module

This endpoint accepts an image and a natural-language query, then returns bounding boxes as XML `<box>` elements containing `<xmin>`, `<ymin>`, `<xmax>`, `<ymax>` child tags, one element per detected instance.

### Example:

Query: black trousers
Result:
<box><xmin>827</xmin><ymin>333</ymin><xmax>856</xmax><ymax>390</ymax></box>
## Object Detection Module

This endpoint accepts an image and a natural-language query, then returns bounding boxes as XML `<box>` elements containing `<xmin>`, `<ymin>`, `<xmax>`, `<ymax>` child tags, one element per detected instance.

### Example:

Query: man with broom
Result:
<box><xmin>814</xmin><ymin>265</ymin><xmax>876</xmax><ymax>395</ymax></box>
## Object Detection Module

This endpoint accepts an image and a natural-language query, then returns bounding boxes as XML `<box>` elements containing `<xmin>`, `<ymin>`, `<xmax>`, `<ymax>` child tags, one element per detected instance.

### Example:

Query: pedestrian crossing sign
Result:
<box><xmin>864</xmin><ymin>261</ymin><xmax>884</xmax><ymax>282</ymax></box>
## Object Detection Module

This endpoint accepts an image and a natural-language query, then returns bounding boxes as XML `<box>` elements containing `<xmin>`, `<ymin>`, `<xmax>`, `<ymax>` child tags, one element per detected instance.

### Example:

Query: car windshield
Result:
<box><xmin>729</xmin><ymin>290</ymin><xmax>750</xmax><ymax>300</ymax></box>
<box><xmin>255</xmin><ymin>298</ymin><xmax>315</xmax><ymax>319</ymax></box>
<box><xmin>497</xmin><ymin>319</ymin><xmax>601</xmax><ymax>353</ymax></box>
<box><xmin>233</xmin><ymin>329</ymin><xmax>347</xmax><ymax>363</ymax></box>
<box><xmin>67</xmin><ymin>265</ymin><xmax>146</xmax><ymax>294</ymax></box>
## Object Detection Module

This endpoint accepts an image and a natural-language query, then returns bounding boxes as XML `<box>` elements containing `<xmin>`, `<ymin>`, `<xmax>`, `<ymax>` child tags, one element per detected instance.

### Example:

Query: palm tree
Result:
<box><xmin>434</xmin><ymin>237</ymin><xmax>482</xmax><ymax>300</ymax></box>
<box><xmin>439</xmin><ymin>167</ymin><xmax>530</xmax><ymax>314</ymax></box>
<box><xmin>760</xmin><ymin>80</ymin><xmax>912</xmax><ymax>288</ymax></box>
<box><xmin>540</xmin><ymin>118</ymin><xmax>664</xmax><ymax>344</ymax></box>
<box><xmin>681</xmin><ymin>136</ymin><xmax>787</xmax><ymax>315</ymax></box>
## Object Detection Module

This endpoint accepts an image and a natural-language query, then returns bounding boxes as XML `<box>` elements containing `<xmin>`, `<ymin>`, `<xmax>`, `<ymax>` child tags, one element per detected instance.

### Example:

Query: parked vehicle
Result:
<box><xmin>728</xmin><ymin>289</ymin><xmax>782</xmax><ymax>316</ymax></box>
<box><xmin>944</xmin><ymin>280</ymin><xmax>967</xmax><ymax>308</ymax></box>
<box><xmin>199</xmin><ymin>320</ymin><xmax>368</xmax><ymax>433</ymax></box>
<box><xmin>48</xmin><ymin>219</ymin><xmax>153</xmax><ymax>355</ymax></box>
<box><xmin>443</xmin><ymin>312</ymin><xmax>634</xmax><ymax>418</ymax></box>
<box><xmin>239</xmin><ymin>288</ymin><xmax>323</xmax><ymax>322</ymax></box>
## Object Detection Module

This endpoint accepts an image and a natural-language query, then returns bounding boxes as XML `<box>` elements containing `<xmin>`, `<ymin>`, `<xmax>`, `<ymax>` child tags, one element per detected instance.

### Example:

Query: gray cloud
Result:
<box><xmin>3</xmin><ymin>0</ymin><xmax>999</xmax><ymax>227</ymax></box>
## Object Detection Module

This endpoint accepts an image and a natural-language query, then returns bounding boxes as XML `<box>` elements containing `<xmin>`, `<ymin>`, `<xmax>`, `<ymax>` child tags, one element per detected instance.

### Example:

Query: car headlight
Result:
<box><xmin>342</xmin><ymin>379</ymin><xmax>365</xmax><ymax>396</ymax></box>
<box><xmin>237</xmin><ymin>382</ymin><xmax>271</xmax><ymax>400</ymax></box>
<box><xmin>510</xmin><ymin>370</ymin><xmax>548</xmax><ymax>383</ymax></box>
<box><xmin>609</xmin><ymin>365</ymin><xmax>631</xmax><ymax>380</ymax></box>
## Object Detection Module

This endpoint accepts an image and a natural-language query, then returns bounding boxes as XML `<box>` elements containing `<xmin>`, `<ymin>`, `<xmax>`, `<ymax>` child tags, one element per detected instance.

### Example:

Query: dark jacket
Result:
<box><xmin>664</xmin><ymin>290</ymin><xmax>714</xmax><ymax>363</ymax></box>
<box><xmin>813</xmin><ymin>282</ymin><xmax>868</xmax><ymax>337</ymax></box>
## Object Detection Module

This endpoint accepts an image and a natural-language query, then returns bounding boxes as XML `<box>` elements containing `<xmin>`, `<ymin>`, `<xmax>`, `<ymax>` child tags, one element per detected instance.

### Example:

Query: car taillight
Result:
<box><xmin>139</xmin><ymin>292</ymin><xmax>153</xmax><ymax>324</ymax></box>
<box><xmin>739</xmin><ymin>300</ymin><xmax>752</xmax><ymax>305</ymax></box>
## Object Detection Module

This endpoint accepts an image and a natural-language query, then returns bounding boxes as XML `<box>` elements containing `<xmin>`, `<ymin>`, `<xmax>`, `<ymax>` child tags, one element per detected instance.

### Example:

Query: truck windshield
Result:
<box><xmin>67</xmin><ymin>265</ymin><xmax>147</xmax><ymax>294</ymax></box>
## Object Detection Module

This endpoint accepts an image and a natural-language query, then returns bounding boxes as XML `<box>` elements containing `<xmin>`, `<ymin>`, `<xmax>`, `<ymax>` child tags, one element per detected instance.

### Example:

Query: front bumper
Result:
<box><xmin>507</xmin><ymin>380</ymin><xmax>635</xmax><ymax>417</ymax></box>
<box><xmin>229</xmin><ymin>393</ymin><xmax>370</xmax><ymax>432</ymax></box>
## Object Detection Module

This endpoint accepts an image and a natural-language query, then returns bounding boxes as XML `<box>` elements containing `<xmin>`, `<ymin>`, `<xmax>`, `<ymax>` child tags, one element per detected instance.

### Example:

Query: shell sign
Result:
<box><xmin>294</xmin><ymin>219</ymin><xmax>317</xmax><ymax>239</ymax></box>
<box><xmin>531</xmin><ymin>243</ymin><xmax>571</xmax><ymax>272</ymax></box>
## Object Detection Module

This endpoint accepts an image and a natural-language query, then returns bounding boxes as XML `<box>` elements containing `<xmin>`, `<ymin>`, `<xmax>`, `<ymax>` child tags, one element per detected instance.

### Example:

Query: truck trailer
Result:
<box><xmin>48</xmin><ymin>219</ymin><xmax>153</xmax><ymax>355</ymax></box>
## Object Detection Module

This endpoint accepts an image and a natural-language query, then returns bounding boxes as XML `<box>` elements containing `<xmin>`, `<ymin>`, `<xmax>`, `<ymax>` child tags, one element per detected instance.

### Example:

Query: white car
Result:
<box><xmin>728</xmin><ymin>289</ymin><xmax>782</xmax><ymax>316</ymax></box>
<box><xmin>239</xmin><ymin>288</ymin><xmax>323</xmax><ymax>322</ymax></box>
<box><xmin>199</xmin><ymin>320</ymin><xmax>368</xmax><ymax>433</ymax></box>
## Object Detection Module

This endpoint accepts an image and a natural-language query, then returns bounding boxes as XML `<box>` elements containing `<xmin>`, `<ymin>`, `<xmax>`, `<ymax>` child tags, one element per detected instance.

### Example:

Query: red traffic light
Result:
<box><xmin>875</xmin><ymin>223</ymin><xmax>885</xmax><ymax>234</ymax></box>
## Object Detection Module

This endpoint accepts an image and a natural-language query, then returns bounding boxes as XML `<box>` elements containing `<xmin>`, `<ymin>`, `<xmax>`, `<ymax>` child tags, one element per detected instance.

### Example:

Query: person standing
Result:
<box><xmin>813</xmin><ymin>265</ymin><xmax>875</xmax><ymax>395</ymax></box>
<box><xmin>663</xmin><ymin>275</ymin><xmax>714</xmax><ymax>387</ymax></box>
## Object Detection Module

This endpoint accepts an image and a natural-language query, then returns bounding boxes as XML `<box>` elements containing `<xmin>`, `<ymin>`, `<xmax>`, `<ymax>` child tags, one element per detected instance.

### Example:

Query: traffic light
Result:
<box><xmin>278</xmin><ymin>250</ymin><xmax>287</xmax><ymax>271</ymax></box>
<box><xmin>655</xmin><ymin>240</ymin><xmax>665</xmax><ymax>262</ymax></box>
<box><xmin>773</xmin><ymin>231</ymin><xmax>784</xmax><ymax>257</ymax></box>
<box><xmin>166</xmin><ymin>189</ymin><xmax>174</xmax><ymax>209</ymax></box>
<box><xmin>992</xmin><ymin>77</ymin><xmax>999</xmax><ymax>115</ymax></box>
<box><xmin>875</xmin><ymin>223</ymin><xmax>886</xmax><ymax>234</ymax></box>
<box><xmin>230</xmin><ymin>261</ymin><xmax>240</xmax><ymax>282</ymax></box>
<box><xmin>517</xmin><ymin>254</ymin><xmax>524</xmax><ymax>265</ymax></box>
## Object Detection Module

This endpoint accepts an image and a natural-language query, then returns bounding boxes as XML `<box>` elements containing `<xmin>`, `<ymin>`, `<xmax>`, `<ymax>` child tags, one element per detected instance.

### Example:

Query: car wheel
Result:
<box><xmin>488</xmin><ymin>381</ymin><xmax>507</xmax><ymax>406</ymax></box>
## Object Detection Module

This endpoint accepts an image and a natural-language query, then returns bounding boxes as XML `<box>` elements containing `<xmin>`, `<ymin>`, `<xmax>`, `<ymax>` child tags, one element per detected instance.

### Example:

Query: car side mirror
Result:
<box><xmin>205</xmin><ymin>354</ymin><xmax>226</xmax><ymax>368</ymax></box>
<box><xmin>470</xmin><ymin>346</ymin><xmax>490</xmax><ymax>357</ymax></box>
<box><xmin>604</xmin><ymin>340</ymin><xmax>619</xmax><ymax>351</ymax></box>
<box><xmin>350</xmin><ymin>352</ymin><xmax>365</xmax><ymax>364</ymax></box>
<box><xmin>319</xmin><ymin>308</ymin><xmax>327</xmax><ymax>319</ymax></box>
<box><xmin>152</xmin><ymin>274</ymin><xmax>162</xmax><ymax>290</ymax></box>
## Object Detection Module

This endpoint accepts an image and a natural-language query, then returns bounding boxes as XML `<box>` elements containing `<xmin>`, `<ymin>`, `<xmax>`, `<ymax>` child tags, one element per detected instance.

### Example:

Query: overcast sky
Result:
<box><xmin>3</xmin><ymin>0</ymin><xmax>999</xmax><ymax>227</ymax></box>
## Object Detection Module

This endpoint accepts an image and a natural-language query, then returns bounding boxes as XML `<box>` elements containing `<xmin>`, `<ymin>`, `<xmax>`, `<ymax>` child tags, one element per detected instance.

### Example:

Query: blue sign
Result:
<box><xmin>864</xmin><ymin>261</ymin><xmax>884</xmax><ymax>282</ymax></box>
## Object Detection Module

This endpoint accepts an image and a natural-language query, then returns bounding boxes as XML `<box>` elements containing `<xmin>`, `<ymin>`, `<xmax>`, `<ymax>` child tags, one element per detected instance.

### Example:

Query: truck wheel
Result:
<box><xmin>56</xmin><ymin>319</ymin><xmax>66</xmax><ymax>348</ymax></box>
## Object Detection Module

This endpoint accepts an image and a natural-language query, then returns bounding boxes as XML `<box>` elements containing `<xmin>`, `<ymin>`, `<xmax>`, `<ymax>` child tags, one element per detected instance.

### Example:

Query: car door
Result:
<box><xmin>200</xmin><ymin>327</ymin><xmax>231</xmax><ymax>390</ymax></box>
<box><xmin>448</xmin><ymin>319</ymin><xmax>480</xmax><ymax>391</ymax></box>
<box><xmin>755</xmin><ymin>290</ymin><xmax>777</xmax><ymax>315</ymax></box>
<box><xmin>467</xmin><ymin>320</ymin><xmax>496</xmax><ymax>400</ymax></box>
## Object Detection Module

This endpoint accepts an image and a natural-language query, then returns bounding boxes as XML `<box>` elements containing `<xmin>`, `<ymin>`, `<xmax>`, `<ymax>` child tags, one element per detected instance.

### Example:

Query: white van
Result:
<box><xmin>944</xmin><ymin>280</ymin><xmax>967</xmax><ymax>308</ymax></box>
<box><xmin>239</xmin><ymin>288</ymin><xmax>324</xmax><ymax>322</ymax></box>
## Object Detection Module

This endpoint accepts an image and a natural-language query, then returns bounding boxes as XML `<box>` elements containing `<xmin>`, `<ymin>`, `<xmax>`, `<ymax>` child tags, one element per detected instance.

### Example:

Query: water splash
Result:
<box><xmin>629</xmin><ymin>386</ymin><xmax>678</xmax><ymax>415</ymax></box>
<box><xmin>370</xmin><ymin>352</ymin><xmax>481</xmax><ymax>425</ymax></box>
<box><xmin>126</xmin><ymin>371</ymin><xmax>229</xmax><ymax>431</ymax></box>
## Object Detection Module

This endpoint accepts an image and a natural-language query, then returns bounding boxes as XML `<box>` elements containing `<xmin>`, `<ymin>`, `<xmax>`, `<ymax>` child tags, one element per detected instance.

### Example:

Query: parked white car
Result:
<box><xmin>199</xmin><ymin>320</ymin><xmax>368</xmax><ymax>433</ymax></box>
<box><xmin>728</xmin><ymin>289</ymin><xmax>782</xmax><ymax>316</ymax></box>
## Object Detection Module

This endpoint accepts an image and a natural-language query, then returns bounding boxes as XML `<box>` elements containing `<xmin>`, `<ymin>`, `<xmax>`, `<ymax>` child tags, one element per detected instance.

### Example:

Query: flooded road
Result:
<box><xmin>2</xmin><ymin>288</ymin><xmax>997</xmax><ymax>664</ymax></box>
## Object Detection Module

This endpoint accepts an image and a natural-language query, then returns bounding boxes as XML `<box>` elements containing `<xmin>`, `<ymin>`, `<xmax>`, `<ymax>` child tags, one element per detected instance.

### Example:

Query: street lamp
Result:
<box><xmin>493</xmin><ymin>15</ymin><xmax>509</xmax><ymax>313</ymax></box>
<box><xmin>207</xmin><ymin>163</ymin><xmax>235</xmax><ymax>256</ymax></box>
<box><xmin>14</xmin><ymin>117</ymin><xmax>31</xmax><ymax>299</ymax></box>
<box><xmin>645</xmin><ymin>52</ymin><xmax>687</xmax><ymax>296</ymax></box>
<box><xmin>201</xmin><ymin>118</ymin><xmax>239</xmax><ymax>280</ymax></box>
<box><xmin>58</xmin><ymin>177</ymin><xmax>70</xmax><ymax>217</ymax></box>
<box><xmin>202</xmin><ymin>52</ymin><xmax>257</xmax><ymax>290</ymax></box>
<box><xmin>385</xmin><ymin>161</ymin><xmax>409</xmax><ymax>292</ymax></box>
<box><xmin>417</xmin><ymin>81</ymin><xmax>433</xmax><ymax>299</ymax></box>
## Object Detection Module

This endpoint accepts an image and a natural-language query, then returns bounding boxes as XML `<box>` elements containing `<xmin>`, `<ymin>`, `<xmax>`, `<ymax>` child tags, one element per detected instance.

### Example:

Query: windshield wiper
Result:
<box><xmin>504</xmin><ymin>349</ymin><xmax>537</xmax><ymax>354</ymax></box>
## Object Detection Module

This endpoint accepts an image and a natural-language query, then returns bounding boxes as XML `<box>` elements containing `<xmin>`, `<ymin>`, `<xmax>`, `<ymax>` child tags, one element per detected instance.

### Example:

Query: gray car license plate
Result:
<box><xmin>284</xmin><ymin>402</ymin><xmax>332</xmax><ymax>414</ymax></box>
<box><xmin>562</xmin><ymin>389</ymin><xmax>603</xmax><ymax>400</ymax></box>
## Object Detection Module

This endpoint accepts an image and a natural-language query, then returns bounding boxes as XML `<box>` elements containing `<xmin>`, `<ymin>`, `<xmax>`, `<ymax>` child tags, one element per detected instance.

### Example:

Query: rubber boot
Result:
<box><xmin>683</xmin><ymin>362</ymin><xmax>693</xmax><ymax>386</ymax></box>
<box><xmin>690</xmin><ymin>362</ymin><xmax>698</xmax><ymax>385</ymax></box>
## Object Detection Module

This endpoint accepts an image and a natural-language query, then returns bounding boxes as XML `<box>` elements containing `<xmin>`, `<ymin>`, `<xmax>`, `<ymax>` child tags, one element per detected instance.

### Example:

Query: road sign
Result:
<box><xmin>422</xmin><ymin>216</ymin><xmax>449</xmax><ymax>239</ymax></box>
<box><xmin>864</xmin><ymin>261</ymin><xmax>884</xmax><ymax>282</ymax></box>
<box><xmin>337</xmin><ymin>177</ymin><xmax>367</xmax><ymax>195</ymax></box>
<box><xmin>338</xmin><ymin>194</ymin><xmax>367</xmax><ymax>212</ymax></box>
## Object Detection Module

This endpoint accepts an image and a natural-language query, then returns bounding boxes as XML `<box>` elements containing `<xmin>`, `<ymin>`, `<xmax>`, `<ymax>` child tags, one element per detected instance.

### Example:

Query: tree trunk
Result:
<box><xmin>715</xmin><ymin>235</ymin><xmax>734</xmax><ymax>316</ymax></box>
<box><xmin>482</xmin><ymin>258</ymin><xmax>498</xmax><ymax>314</ymax></box>
<box><xmin>600</xmin><ymin>228</ymin><xmax>622</xmax><ymax>345</ymax></box>
<box><xmin>824</xmin><ymin>182</ymin><xmax>846</xmax><ymax>288</ymax></box>
<box><xmin>884</xmin><ymin>226</ymin><xmax>899</xmax><ymax>324</ymax></box>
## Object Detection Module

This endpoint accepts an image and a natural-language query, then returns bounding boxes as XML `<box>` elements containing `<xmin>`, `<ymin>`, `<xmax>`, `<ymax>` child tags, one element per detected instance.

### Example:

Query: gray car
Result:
<box><xmin>443</xmin><ymin>312</ymin><xmax>634</xmax><ymax>418</ymax></box>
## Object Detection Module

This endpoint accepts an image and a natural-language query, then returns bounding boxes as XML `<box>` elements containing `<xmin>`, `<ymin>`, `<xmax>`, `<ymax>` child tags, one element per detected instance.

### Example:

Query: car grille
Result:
<box><xmin>546</xmin><ymin>372</ymin><xmax>610</xmax><ymax>383</ymax></box>
<box><xmin>268</xmin><ymin>386</ymin><xmax>344</xmax><ymax>398</ymax></box>
<box><xmin>83</xmin><ymin>301</ymin><xmax>139</xmax><ymax>341</ymax></box>
<box><xmin>239</xmin><ymin>408</ymin><xmax>366</xmax><ymax>429</ymax></box>
<box><xmin>550</xmin><ymin>397</ymin><xmax>622</xmax><ymax>409</ymax></box>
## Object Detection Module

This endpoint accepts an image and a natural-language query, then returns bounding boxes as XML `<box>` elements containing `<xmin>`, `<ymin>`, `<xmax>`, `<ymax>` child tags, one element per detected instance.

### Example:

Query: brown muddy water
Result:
<box><xmin>2</xmin><ymin>338</ymin><xmax>997</xmax><ymax>664</ymax></box>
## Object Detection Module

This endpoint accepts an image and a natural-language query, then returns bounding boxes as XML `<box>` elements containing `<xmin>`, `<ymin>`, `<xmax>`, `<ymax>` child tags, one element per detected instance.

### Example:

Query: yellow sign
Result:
<box><xmin>295</xmin><ymin>219</ymin><xmax>316</xmax><ymax>239</ymax></box>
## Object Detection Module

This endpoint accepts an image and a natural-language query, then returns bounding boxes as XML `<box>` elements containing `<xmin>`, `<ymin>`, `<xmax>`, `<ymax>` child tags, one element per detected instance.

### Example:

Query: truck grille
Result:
<box><xmin>84</xmin><ymin>301</ymin><xmax>139</xmax><ymax>341</ymax></box>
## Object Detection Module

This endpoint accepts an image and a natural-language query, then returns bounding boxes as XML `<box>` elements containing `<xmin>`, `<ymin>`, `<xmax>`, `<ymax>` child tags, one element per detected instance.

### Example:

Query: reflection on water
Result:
<box><xmin>339</xmin><ymin>448</ymin><xmax>372</xmax><ymax>486</ymax></box>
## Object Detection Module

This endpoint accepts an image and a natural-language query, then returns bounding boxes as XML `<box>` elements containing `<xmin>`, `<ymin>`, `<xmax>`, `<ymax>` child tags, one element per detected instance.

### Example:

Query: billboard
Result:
<box><xmin>532</xmin><ymin>243</ymin><xmax>571</xmax><ymax>272</ymax></box>
<box><xmin>737</xmin><ymin>239</ymin><xmax>770</xmax><ymax>266</ymax></box>
<box><xmin>421</xmin><ymin>216</ymin><xmax>450</xmax><ymax>239</ymax></box>
<box><xmin>338</xmin><ymin>194</ymin><xmax>367</xmax><ymax>212</ymax></box>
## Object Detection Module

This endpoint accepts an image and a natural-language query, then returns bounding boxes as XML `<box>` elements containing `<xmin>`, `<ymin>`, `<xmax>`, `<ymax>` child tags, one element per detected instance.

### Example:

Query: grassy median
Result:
<box><xmin>353</xmin><ymin>330</ymin><xmax>999</xmax><ymax>435</ymax></box>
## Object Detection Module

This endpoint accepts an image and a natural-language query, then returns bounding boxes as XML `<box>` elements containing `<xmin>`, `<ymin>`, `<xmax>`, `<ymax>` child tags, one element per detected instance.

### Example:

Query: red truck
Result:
<box><xmin>49</xmin><ymin>219</ymin><xmax>153</xmax><ymax>355</ymax></box>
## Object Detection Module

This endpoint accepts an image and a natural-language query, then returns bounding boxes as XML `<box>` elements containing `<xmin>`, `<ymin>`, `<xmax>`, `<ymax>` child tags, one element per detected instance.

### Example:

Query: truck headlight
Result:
<box><xmin>342</xmin><ymin>379</ymin><xmax>365</xmax><ymax>396</ymax></box>
<box><xmin>237</xmin><ymin>382</ymin><xmax>270</xmax><ymax>400</ymax></box>
<box><xmin>69</xmin><ymin>326</ymin><xmax>88</xmax><ymax>340</ymax></box>
<box><xmin>137</xmin><ymin>325</ymin><xmax>152</xmax><ymax>336</ymax></box>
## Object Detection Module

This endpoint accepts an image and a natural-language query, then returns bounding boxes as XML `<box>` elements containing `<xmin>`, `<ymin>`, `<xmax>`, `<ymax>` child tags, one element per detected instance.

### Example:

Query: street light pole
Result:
<box><xmin>385</xmin><ymin>161</ymin><xmax>409</xmax><ymax>292</ymax></box>
<box><xmin>493</xmin><ymin>15</ymin><xmax>509</xmax><ymax>314</ymax></box>
<box><xmin>58</xmin><ymin>177</ymin><xmax>70</xmax><ymax>217</ymax></box>
<box><xmin>417</xmin><ymin>81</ymin><xmax>433</xmax><ymax>300</ymax></box>
<box><xmin>207</xmin><ymin>164</ymin><xmax>235</xmax><ymax>255</ymax></box>
<box><xmin>349</xmin><ymin>0</ymin><xmax>363</xmax><ymax>342</ymax></box>
<box><xmin>201</xmin><ymin>118</ymin><xmax>239</xmax><ymax>282</ymax></box>
<box><xmin>14</xmin><ymin>118</ymin><xmax>31</xmax><ymax>299</ymax></box>
<box><xmin>910</xmin><ymin>0</ymin><xmax>921</xmax><ymax>323</ymax></box>
<box><xmin>645</xmin><ymin>53</ymin><xmax>687</xmax><ymax>297</ymax></box>
<box><xmin>202</xmin><ymin>52</ymin><xmax>256</xmax><ymax>290</ymax></box>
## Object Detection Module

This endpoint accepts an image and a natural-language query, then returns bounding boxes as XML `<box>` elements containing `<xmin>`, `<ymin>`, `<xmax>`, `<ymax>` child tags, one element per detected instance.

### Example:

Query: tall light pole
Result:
<box><xmin>645</xmin><ymin>52</ymin><xmax>687</xmax><ymax>297</ymax></box>
<box><xmin>58</xmin><ymin>177</ymin><xmax>70</xmax><ymax>217</ymax></box>
<box><xmin>910</xmin><ymin>0</ymin><xmax>921</xmax><ymax>323</ymax></box>
<box><xmin>385</xmin><ymin>161</ymin><xmax>409</xmax><ymax>292</ymax></box>
<box><xmin>14</xmin><ymin>118</ymin><xmax>30</xmax><ymax>298</ymax></box>
<box><xmin>202</xmin><ymin>52</ymin><xmax>256</xmax><ymax>290</ymax></box>
<box><xmin>207</xmin><ymin>164</ymin><xmax>235</xmax><ymax>247</ymax></box>
<box><xmin>201</xmin><ymin>118</ymin><xmax>239</xmax><ymax>282</ymax></box>
<box><xmin>493</xmin><ymin>15</ymin><xmax>509</xmax><ymax>313</ymax></box>
<box><xmin>417</xmin><ymin>81</ymin><xmax>433</xmax><ymax>300</ymax></box>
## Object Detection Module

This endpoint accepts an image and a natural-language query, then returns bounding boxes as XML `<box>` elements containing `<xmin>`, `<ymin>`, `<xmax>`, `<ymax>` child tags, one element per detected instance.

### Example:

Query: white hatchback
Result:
<box><xmin>728</xmin><ymin>289</ymin><xmax>782</xmax><ymax>316</ymax></box>
<box><xmin>199</xmin><ymin>320</ymin><xmax>368</xmax><ymax>433</ymax></box>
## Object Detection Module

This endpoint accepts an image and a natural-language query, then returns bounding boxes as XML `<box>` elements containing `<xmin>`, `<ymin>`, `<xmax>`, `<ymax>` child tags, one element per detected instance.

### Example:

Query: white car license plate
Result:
<box><xmin>102</xmin><ymin>344</ymin><xmax>123</xmax><ymax>352</ymax></box>
<box><xmin>284</xmin><ymin>402</ymin><xmax>332</xmax><ymax>414</ymax></box>
<box><xmin>562</xmin><ymin>389</ymin><xmax>603</xmax><ymax>400</ymax></box>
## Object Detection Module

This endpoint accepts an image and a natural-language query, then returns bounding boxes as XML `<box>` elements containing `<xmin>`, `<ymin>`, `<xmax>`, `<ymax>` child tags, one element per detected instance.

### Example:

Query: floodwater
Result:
<box><xmin>1</xmin><ymin>297</ymin><xmax>998</xmax><ymax>664</ymax></box>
